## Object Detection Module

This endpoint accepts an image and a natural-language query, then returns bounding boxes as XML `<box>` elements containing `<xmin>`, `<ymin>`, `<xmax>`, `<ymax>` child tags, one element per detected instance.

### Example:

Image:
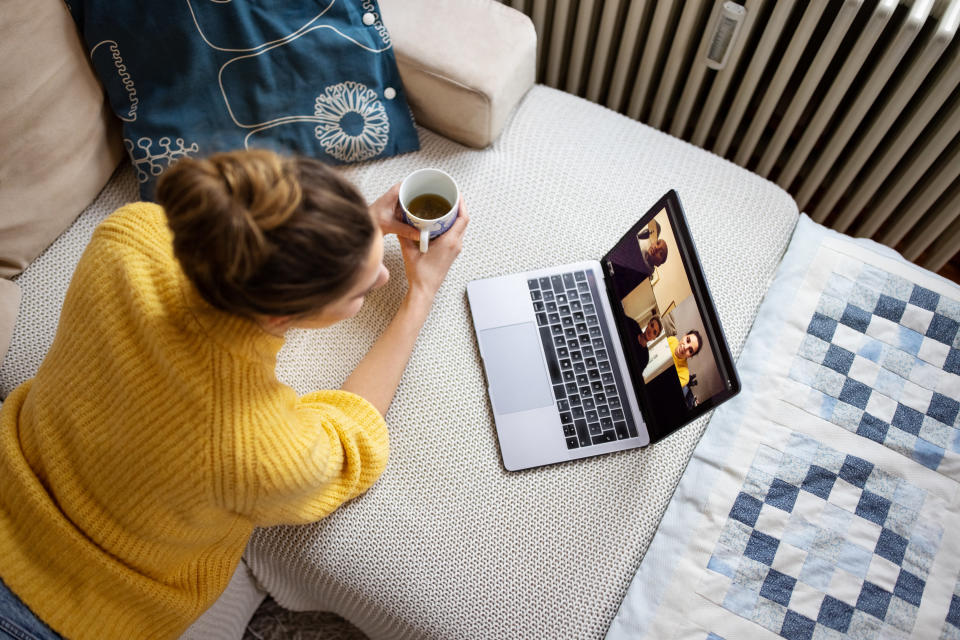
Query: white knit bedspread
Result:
<box><xmin>0</xmin><ymin>86</ymin><xmax>798</xmax><ymax>639</ymax></box>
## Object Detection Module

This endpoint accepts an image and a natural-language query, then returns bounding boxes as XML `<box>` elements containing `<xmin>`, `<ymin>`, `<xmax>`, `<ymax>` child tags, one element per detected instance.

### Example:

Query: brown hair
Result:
<box><xmin>155</xmin><ymin>149</ymin><xmax>375</xmax><ymax>317</ymax></box>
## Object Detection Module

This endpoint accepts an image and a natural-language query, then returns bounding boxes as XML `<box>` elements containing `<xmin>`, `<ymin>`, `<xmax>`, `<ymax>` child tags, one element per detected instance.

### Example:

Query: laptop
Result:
<box><xmin>467</xmin><ymin>190</ymin><xmax>740</xmax><ymax>470</ymax></box>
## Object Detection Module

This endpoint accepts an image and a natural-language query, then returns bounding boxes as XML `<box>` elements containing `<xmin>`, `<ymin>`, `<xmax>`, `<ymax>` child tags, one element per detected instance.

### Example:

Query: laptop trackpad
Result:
<box><xmin>479</xmin><ymin>323</ymin><xmax>554</xmax><ymax>415</ymax></box>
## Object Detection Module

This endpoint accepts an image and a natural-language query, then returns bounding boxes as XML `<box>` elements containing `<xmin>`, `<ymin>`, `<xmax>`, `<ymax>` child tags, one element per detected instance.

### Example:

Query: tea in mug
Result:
<box><xmin>407</xmin><ymin>193</ymin><xmax>452</xmax><ymax>220</ymax></box>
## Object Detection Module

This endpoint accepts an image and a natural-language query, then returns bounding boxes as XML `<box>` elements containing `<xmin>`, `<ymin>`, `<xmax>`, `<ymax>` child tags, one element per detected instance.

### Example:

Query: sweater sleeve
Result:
<box><xmin>245</xmin><ymin>390</ymin><xmax>389</xmax><ymax>526</ymax></box>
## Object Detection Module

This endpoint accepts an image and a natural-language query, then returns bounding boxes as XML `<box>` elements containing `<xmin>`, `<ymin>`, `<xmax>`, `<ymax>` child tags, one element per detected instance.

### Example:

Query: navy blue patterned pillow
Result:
<box><xmin>68</xmin><ymin>1</ymin><xmax>419</xmax><ymax>198</ymax></box>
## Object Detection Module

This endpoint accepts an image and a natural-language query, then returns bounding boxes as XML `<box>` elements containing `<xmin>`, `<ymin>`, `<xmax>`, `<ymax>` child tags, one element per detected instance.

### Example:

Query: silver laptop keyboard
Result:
<box><xmin>528</xmin><ymin>270</ymin><xmax>639</xmax><ymax>449</ymax></box>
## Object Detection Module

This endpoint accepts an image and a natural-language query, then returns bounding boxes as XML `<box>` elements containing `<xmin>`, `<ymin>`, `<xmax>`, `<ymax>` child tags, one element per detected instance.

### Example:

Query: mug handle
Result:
<box><xmin>419</xmin><ymin>228</ymin><xmax>429</xmax><ymax>253</ymax></box>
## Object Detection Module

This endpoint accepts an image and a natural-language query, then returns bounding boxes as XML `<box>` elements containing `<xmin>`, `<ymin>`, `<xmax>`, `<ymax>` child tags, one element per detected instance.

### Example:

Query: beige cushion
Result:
<box><xmin>0</xmin><ymin>280</ymin><xmax>19</xmax><ymax>366</ymax></box>
<box><xmin>379</xmin><ymin>0</ymin><xmax>536</xmax><ymax>148</ymax></box>
<box><xmin>0</xmin><ymin>0</ymin><xmax>122</xmax><ymax>280</ymax></box>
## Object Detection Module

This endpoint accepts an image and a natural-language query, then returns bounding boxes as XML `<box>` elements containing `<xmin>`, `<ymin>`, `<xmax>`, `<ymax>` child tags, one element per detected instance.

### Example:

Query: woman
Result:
<box><xmin>0</xmin><ymin>149</ymin><xmax>468</xmax><ymax>639</ymax></box>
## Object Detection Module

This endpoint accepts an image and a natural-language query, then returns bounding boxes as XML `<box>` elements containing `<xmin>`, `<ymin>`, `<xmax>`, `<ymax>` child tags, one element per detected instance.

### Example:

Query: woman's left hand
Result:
<box><xmin>370</xmin><ymin>183</ymin><xmax>421</xmax><ymax>242</ymax></box>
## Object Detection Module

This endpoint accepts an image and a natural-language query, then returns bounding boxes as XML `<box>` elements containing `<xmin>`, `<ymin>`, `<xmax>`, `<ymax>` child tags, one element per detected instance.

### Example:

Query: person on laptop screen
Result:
<box><xmin>668</xmin><ymin>330</ymin><xmax>702</xmax><ymax>387</ymax></box>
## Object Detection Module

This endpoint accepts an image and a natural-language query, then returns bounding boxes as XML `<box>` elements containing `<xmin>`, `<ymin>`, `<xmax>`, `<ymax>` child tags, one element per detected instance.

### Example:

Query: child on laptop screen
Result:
<box><xmin>0</xmin><ymin>149</ymin><xmax>468</xmax><ymax>639</ymax></box>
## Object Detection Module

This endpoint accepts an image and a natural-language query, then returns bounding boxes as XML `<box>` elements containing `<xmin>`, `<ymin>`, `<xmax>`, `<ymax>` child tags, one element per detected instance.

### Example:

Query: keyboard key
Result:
<box><xmin>557</xmin><ymin>346</ymin><xmax>569</xmax><ymax>358</ymax></box>
<box><xmin>568</xmin><ymin>339</ymin><xmax>580</xmax><ymax>350</ymax></box>
<box><xmin>572</xmin><ymin>406</ymin><xmax>585</xmax><ymax>419</ymax></box>
<box><xmin>559</xmin><ymin>305</ymin><xmax>570</xmax><ymax>316</ymax></box>
<box><xmin>552</xmin><ymin>325</ymin><xmax>563</xmax><ymax>336</ymax></box>
<box><xmin>589</xmin><ymin>326</ymin><xmax>602</xmax><ymax>338</ymax></box>
<box><xmin>562</xmin><ymin>316</ymin><xmax>573</xmax><ymax>327</ymax></box>
<box><xmin>576</xmin><ymin>374</ymin><xmax>589</xmax><ymax>386</ymax></box>
<box><xmin>574</xmin><ymin>271</ymin><xmax>587</xmax><ymax>281</ymax></box>
<box><xmin>563</xmin><ymin>423</ymin><xmax>576</xmax><ymax>437</ymax></box>
<box><xmin>543</xmin><ymin>290</ymin><xmax>554</xmax><ymax>302</ymax></box>
<box><xmin>556</xmin><ymin>293</ymin><xmax>568</xmax><ymax>304</ymax></box>
<box><xmin>611</xmin><ymin>408</ymin><xmax>625</xmax><ymax>421</ymax></box>
<box><xmin>609</xmin><ymin>396</ymin><xmax>621</xmax><ymax>409</ymax></box>
<box><xmin>593</xmin><ymin>431</ymin><xmax>616</xmax><ymax>445</ymax></box>
<box><xmin>597</xmin><ymin>405</ymin><xmax>610</xmax><ymax>418</ymax></box>
<box><xmin>539</xmin><ymin>326</ymin><xmax>562</xmax><ymax>384</ymax></box>
<box><xmin>567</xmin><ymin>289</ymin><xmax>579</xmax><ymax>301</ymax></box>
<box><xmin>536</xmin><ymin>313</ymin><xmax>548</xmax><ymax>326</ymax></box>
<box><xmin>559</xmin><ymin>358</ymin><xmax>571</xmax><ymax>369</ymax></box>
<box><xmin>573</xmin><ymin>362</ymin><xmax>586</xmax><ymax>374</ymax></box>
<box><xmin>584</xmin><ymin>304</ymin><xmax>596</xmax><ymax>314</ymax></box>
<box><xmin>560</xmin><ymin>412</ymin><xmax>572</xmax><ymax>424</ymax></box>
<box><xmin>577</xmin><ymin>281</ymin><xmax>590</xmax><ymax>293</ymax></box>
<box><xmin>557</xmin><ymin>399</ymin><xmax>569</xmax><ymax>411</ymax></box>
<box><xmin>581</xmin><ymin>293</ymin><xmax>592</xmax><ymax>303</ymax></box>
<box><xmin>553</xmin><ymin>336</ymin><xmax>565</xmax><ymax>347</ymax></box>
<box><xmin>566</xmin><ymin>382</ymin><xmax>579</xmax><ymax>394</ymax></box>
<box><xmin>596</xmin><ymin>349</ymin><xmax>607</xmax><ymax>360</ymax></box>
<box><xmin>582</xmin><ymin>345</ymin><xmax>594</xmax><ymax>357</ymax></box>
<box><xmin>563</xmin><ymin>273</ymin><xmax>575</xmax><ymax>288</ymax></box>
<box><xmin>553</xmin><ymin>385</ymin><xmax>565</xmax><ymax>400</ymax></box>
<box><xmin>588</xmin><ymin>422</ymin><xmax>602</xmax><ymax>436</ymax></box>
<box><xmin>533</xmin><ymin>301</ymin><xmax>544</xmax><ymax>312</ymax></box>
<box><xmin>586</xmin><ymin>315</ymin><xmax>599</xmax><ymax>326</ymax></box>
<box><xmin>563</xmin><ymin>370</ymin><xmax>575</xmax><ymax>383</ymax></box>
<box><xmin>588</xmin><ymin>369</ymin><xmax>600</xmax><ymax>380</ymax></box>
<box><xmin>585</xmin><ymin>357</ymin><xmax>597</xmax><ymax>369</ymax></box>
<box><xmin>583</xmin><ymin>397</ymin><xmax>596</xmax><ymax>410</ymax></box>
<box><xmin>531</xmin><ymin>290</ymin><xmax>542</xmax><ymax>301</ymax></box>
<box><xmin>575</xmin><ymin>323</ymin><xmax>588</xmax><ymax>334</ymax></box>
<box><xmin>601</xmin><ymin>372</ymin><xmax>614</xmax><ymax>384</ymax></box>
<box><xmin>528</xmin><ymin>279</ymin><xmax>539</xmax><ymax>290</ymax></box>
<box><xmin>592</xmin><ymin>337</ymin><xmax>604</xmax><ymax>349</ymax></box>
<box><xmin>546</xmin><ymin>301</ymin><xmax>557</xmax><ymax>312</ymax></box>
<box><xmin>594</xmin><ymin>393</ymin><xmax>606</xmax><ymax>404</ymax></box>
<box><xmin>586</xmin><ymin>410</ymin><xmax>598</xmax><ymax>422</ymax></box>
<box><xmin>579</xmin><ymin>385</ymin><xmax>591</xmax><ymax>397</ymax></box>
<box><xmin>591</xmin><ymin>381</ymin><xmax>603</xmax><ymax>393</ymax></box>
<box><xmin>573</xmin><ymin>311</ymin><xmax>585</xmax><ymax>323</ymax></box>
<box><xmin>569</xmin><ymin>394</ymin><xmax>581</xmax><ymax>406</ymax></box>
<box><xmin>539</xmin><ymin>277</ymin><xmax>551</xmax><ymax>289</ymax></box>
<box><xmin>565</xmin><ymin>328</ymin><xmax>577</xmax><ymax>339</ymax></box>
<box><xmin>571</xmin><ymin>351</ymin><xmax>582</xmax><ymax>361</ymax></box>
<box><xmin>570</xmin><ymin>300</ymin><xmax>582</xmax><ymax>312</ymax></box>
<box><xmin>615</xmin><ymin>421</ymin><xmax>630</xmax><ymax>439</ymax></box>
<box><xmin>548</xmin><ymin>313</ymin><xmax>561</xmax><ymax>324</ymax></box>
<box><xmin>600</xmin><ymin>417</ymin><xmax>613</xmax><ymax>429</ymax></box>
<box><xmin>551</xmin><ymin>275</ymin><xmax>564</xmax><ymax>292</ymax></box>
<box><xmin>566</xmin><ymin>437</ymin><xmax>579</xmax><ymax>449</ymax></box>
<box><xmin>604</xmin><ymin>385</ymin><xmax>617</xmax><ymax>396</ymax></box>
<box><xmin>575</xmin><ymin>420</ymin><xmax>590</xmax><ymax>447</ymax></box>
<box><xmin>598</xmin><ymin>360</ymin><xmax>611</xmax><ymax>373</ymax></box>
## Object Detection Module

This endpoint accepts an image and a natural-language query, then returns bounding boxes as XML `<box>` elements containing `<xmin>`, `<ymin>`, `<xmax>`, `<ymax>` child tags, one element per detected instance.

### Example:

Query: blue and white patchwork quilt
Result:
<box><xmin>607</xmin><ymin>216</ymin><xmax>960</xmax><ymax>640</ymax></box>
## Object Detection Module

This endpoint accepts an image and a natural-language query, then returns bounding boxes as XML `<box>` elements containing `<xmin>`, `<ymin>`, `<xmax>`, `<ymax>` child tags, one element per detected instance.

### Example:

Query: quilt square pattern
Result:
<box><xmin>785</xmin><ymin>263</ymin><xmax>960</xmax><ymax>476</ymax></box>
<box><xmin>942</xmin><ymin>574</ymin><xmax>960</xmax><ymax>640</ymax></box>
<box><xmin>703</xmin><ymin>432</ymin><xmax>943</xmax><ymax>640</ymax></box>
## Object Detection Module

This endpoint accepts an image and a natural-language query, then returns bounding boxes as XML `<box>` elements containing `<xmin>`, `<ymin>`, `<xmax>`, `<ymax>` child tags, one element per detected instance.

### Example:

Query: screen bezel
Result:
<box><xmin>600</xmin><ymin>190</ymin><xmax>741</xmax><ymax>444</ymax></box>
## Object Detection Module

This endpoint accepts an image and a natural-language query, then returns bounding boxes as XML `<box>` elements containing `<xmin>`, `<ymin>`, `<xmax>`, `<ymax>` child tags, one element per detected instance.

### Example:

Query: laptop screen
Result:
<box><xmin>602</xmin><ymin>191</ymin><xmax>739</xmax><ymax>443</ymax></box>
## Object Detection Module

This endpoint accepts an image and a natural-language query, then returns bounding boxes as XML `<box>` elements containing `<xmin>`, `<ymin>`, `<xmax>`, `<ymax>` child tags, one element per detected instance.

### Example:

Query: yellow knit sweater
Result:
<box><xmin>0</xmin><ymin>203</ymin><xmax>389</xmax><ymax>639</ymax></box>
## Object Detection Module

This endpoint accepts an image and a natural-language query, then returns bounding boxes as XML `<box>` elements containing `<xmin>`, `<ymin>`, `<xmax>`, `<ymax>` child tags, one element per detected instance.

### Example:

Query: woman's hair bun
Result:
<box><xmin>156</xmin><ymin>149</ymin><xmax>375</xmax><ymax>318</ymax></box>
<box><xmin>156</xmin><ymin>149</ymin><xmax>302</xmax><ymax>286</ymax></box>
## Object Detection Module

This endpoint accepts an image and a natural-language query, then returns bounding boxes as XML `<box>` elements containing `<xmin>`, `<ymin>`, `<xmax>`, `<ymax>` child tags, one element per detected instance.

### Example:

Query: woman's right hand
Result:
<box><xmin>398</xmin><ymin>197</ymin><xmax>470</xmax><ymax>303</ymax></box>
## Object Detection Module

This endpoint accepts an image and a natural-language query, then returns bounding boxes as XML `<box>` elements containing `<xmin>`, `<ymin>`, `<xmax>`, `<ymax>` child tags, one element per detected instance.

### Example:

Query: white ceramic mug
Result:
<box><xmin>399</xmin><ymin>168</ymin><xmax>460</xmax><ymax>252</ymax></box>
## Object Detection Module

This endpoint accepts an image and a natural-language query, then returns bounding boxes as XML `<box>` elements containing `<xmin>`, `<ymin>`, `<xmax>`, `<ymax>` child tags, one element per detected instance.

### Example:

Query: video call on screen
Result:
<box><xmin>606</xmin><ymin>208</ymin><xmax>725</xmax><ymax>428</ymax></box>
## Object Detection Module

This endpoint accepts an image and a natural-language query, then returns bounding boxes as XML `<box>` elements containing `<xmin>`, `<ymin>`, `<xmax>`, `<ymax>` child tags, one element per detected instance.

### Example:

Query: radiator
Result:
<box><xmin>499</xmin><ymin>0</ymin><xmax>960</xmax><ymax>273</ymax></box>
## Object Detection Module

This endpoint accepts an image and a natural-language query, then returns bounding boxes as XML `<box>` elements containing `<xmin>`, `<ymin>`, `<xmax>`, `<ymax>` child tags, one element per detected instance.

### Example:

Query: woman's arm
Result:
<box><xmin>341</xmin><ymin>198</ymin><xmax>470</xmax><ymax>416</ymax></box>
